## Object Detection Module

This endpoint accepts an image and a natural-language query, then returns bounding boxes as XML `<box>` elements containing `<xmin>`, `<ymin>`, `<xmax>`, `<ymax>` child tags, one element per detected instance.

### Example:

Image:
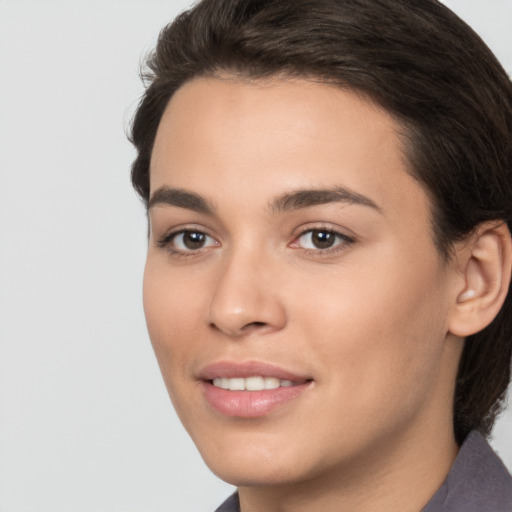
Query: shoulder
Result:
<box><xmin>215</xmin><ymin>492</ymin><xmax>240</xmax><ymax>512</ymax></box>
<box><xmin>422</xmin><ymin>431</ymin><xmax>512</xmax><ymax>512</ymax></box>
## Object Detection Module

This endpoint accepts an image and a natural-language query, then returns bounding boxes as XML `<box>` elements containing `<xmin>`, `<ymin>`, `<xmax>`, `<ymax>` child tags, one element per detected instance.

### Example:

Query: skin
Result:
<box><xmin>144</xmin><ymin>77</ymin><xmax>468</xmax><ymax>512</ymax></box>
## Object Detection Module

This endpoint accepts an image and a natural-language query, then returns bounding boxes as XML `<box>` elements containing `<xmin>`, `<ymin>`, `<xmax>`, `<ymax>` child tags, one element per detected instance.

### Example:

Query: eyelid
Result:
<box><xmin>290</xmin><ymin>225</ymin><xmax>356</xmax><ymax>254</ymax></box>
<box><xmin>156</xmin><ymin>225</ymin><xmax>220</xmax><ymax>256</ymax></box>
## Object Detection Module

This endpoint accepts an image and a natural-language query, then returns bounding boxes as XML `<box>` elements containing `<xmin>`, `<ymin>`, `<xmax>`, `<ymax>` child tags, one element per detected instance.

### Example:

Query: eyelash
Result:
<box><xmin>157</xmin><ymin>228</ymin><xmax>218</xmax><ymax>258</ymax></box>
<box><xmin>291</xmin><ymin>227</ymin><xmax>355</xmax><ymax>256</ymax></box>
<box><xmin>156</xmin><ymin>226</ymin><xmax>355</xmax><ymax>258</ymax></box>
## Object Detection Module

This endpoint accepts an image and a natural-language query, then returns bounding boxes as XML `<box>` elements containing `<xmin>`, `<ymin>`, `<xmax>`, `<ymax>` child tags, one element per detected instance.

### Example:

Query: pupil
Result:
<box><xmin>184</xmin><ymin>232</ymin><xmax>205</xmax><ymax>249</ymax></box>
<box><xmin>312</xmin><ymin>230</ymin><xmax>334</xmax><ymax>249</ymax></box>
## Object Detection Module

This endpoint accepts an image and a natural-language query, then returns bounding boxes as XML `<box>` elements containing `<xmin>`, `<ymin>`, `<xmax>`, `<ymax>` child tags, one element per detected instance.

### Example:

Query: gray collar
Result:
<box><xmin>421</xmin><ymin>431</ymin><xmax>512</xmax><ymax>512</ymax></box>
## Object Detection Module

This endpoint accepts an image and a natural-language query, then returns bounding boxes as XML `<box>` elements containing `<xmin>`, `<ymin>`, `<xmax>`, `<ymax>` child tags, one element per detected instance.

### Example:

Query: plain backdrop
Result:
<box><xmin>0</xmin><ymin>1</ymin><xmax>511</xmax><ymax>511</ymax></box>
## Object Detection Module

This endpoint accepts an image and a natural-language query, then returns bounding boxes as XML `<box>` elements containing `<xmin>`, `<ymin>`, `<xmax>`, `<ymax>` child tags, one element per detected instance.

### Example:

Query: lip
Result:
<box><xmin>198</xmin><ymin>361</ymin><xmax>313</xmax><ymax>418</ymax></box>
<box><xmin>198</xmin><ymin>360</ymin><xmax>310</xmax><ymax>381</ymax></box>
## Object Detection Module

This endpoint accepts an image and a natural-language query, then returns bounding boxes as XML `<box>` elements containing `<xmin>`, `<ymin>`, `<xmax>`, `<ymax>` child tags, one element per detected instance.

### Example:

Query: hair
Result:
<box><xmin>129</xmin><ymin>0</ymin><xmax>512</xmax><ymax>445</ymax></box>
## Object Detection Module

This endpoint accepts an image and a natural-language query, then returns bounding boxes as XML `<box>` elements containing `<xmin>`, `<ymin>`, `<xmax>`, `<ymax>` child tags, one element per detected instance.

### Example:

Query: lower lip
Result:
<box><xmin>201</xmin><ymin>381</ymin><xmax>311</xmax><ymax>418</ymax></box>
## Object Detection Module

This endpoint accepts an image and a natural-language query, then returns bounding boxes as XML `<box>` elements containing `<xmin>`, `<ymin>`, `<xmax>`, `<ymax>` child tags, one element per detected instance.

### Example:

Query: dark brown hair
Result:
<box><xmin>130</xmin><ymin>0</ymin><xmax>512</xmax><ymax>444</ymax></box>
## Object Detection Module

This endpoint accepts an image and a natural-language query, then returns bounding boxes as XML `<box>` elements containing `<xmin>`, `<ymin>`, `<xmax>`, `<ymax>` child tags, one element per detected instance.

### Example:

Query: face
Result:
<box><xmin>144</xmin><ymin>77</ymin><xmax>462</xmax><ymax>487</ymax></box>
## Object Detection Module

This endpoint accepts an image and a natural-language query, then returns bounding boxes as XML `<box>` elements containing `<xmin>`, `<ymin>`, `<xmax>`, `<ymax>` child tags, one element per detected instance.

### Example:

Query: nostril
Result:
<box><xmin>242</xmin><ymin>321</ymin><xmax>269</xmax><ymax>332</ymax></box>
<box><xmin>208</xmin><ymin>320</ymin><xmax>269</xmax><ymax>336</ymax></box>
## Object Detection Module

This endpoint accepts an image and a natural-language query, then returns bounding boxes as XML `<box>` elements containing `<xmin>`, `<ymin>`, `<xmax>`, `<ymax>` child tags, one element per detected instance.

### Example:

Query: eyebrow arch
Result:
<box><xmin>148</xmin><ymin>187</ymin><xmax>215</xmax><ymax>214</ymax></box>
<box><xmin>270</xmin><ymin>186</ymin><xmax>381</xmax><ymax>214</ymax></box>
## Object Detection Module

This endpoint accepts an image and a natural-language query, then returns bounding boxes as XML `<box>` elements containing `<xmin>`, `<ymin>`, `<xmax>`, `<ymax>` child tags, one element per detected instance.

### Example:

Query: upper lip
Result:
<box><xmin>198</xmin><ymin>361</ymin><xmax>311</xmax><ymax>383</ymax></box>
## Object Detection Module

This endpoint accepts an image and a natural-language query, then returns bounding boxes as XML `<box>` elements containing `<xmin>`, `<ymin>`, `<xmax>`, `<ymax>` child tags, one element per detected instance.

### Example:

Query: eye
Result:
<box><xmin>293</xmin><ymin>229</ymin><xmax>353</xmax><ymax>251</ymax></box>
<box><xmin>158</xmin><ymin>229</ymin><xmax>219</xmax><ymax>253</ymax></box>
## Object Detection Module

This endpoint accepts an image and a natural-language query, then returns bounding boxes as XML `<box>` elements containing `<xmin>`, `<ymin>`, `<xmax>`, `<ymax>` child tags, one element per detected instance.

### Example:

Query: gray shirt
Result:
<box><xmin>215</xmin><ymin>431</ymin><xmax>512</xmax><ymax>511</ymax></box>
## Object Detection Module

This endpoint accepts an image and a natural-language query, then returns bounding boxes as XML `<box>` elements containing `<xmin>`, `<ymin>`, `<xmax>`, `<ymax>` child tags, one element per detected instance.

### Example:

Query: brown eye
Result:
<box><xmin>295</xmin><ymin>229</ymin><xmax>352</xmax><ymax>251</ymax></box>
<box><xmin>171</xmin><ymin>230</ymin><xmax>218</xmax><ymax>252</ymax></box>
<box><xmin>182</xmin><ymin>231</ymin><xmax>206</xmax><ymax>249</ymax></box>
<box><xmin>310</xmin><ymin>230</ymin><xmax>336</xmax><ymax>249</ymax></box>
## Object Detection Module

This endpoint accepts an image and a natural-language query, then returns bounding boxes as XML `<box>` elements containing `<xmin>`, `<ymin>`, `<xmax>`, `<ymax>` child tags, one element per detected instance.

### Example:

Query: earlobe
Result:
<box><xmin>449</xmin><ymin>222</ymin><xmax>512</xmax><ymax>337</ymax></box>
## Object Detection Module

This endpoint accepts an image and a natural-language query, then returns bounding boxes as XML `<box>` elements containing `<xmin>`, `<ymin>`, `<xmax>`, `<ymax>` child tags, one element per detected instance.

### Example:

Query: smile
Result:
<box><xmin>199</xmin><ymin>362</ymin><xmax>313</xmax><ymax>418</ymax></box>
<box><xmin>212</xmin><ymin>376</ymin><xmax>296</xmax><ymax>391</ymax></box>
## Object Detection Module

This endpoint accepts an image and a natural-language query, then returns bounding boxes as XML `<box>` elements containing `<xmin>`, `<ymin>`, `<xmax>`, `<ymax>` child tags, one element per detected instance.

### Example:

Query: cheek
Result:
<box><xmin>142</xmin><ymin>260</ymin><xmax>216</xmax><ymax>435</ymax></box>
<box><xmin>295</xmin><ymin>247</ymin><xmax>449</xmax><ymax>409</ymax></box>
<box><xmin>142</xmin><ymin>259</ymin><xmax>203</xmax><ymax>382</ymax></box>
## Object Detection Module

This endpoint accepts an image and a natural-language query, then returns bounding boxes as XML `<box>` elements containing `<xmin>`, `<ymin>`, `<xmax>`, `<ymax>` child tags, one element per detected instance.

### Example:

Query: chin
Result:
<box><xmin>189</xmin><ymin>425</ymin><xmax>336</xmax><ymax>488</ymax></box>
<box><xmin>204</xmin><ymin>455</ymin><xmax>311</xmax><ymax>488</ymax></box>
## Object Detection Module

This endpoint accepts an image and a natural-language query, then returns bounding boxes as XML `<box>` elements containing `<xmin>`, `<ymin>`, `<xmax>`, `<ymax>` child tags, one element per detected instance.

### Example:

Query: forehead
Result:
<box><xmin>150</xmin><ymin>76</ymin><xmax>429</xmax><ymax>223</ymax></box>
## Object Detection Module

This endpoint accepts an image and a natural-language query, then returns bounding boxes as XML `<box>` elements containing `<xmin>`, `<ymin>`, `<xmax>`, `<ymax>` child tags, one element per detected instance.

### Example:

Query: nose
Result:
<box><xmin>207</xmin><ymin>249</ymin><xmax>287</xmax><ymax>338</ymax></box>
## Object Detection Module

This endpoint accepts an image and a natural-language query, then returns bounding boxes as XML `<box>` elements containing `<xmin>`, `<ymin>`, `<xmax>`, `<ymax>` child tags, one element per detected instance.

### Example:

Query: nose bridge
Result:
<box><xmin>208</xmin><ymin>241</ymin><xmax>286</xmax><ymax>337</ymax></box>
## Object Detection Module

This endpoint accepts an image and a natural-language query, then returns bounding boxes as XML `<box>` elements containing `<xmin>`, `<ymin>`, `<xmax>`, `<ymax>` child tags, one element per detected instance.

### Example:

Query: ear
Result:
<box><xmin>448</xmin><ymin>221</ymin><xmax>512</xmax><ymax>337</ymax></box>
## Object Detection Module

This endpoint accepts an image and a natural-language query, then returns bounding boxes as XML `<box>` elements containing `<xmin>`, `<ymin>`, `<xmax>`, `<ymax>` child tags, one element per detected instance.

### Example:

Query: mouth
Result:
<box><xmin>211</xmin><ymin>376</ymin><xmax>299</xmax><ymax>391</ymax></box>
<box><xmin>198</xmin><ymin>361</ymin><xmax>313</xmax><ymax>418</ymax></box>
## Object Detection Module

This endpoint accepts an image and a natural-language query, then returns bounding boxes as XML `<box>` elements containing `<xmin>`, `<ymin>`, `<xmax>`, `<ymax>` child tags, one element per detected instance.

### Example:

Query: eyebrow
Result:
<box><xmin>148</xmin><ymin>185</ymin><xmax>381</xmax><ymax>215</ymax></box>
<box><xmin>270</xmin><ymin>186</ymin><xmax>381</xmax><ymax>214</ymax></box>
<box><xmin>148</xmin><ymin>187</ymin><xmax>215</xmax><ymax>214</ymax></box>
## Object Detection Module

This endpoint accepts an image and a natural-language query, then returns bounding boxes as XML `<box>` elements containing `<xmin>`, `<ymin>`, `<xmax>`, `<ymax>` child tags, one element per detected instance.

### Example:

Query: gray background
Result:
<box><xmin>0</xmin><ymin>1</ymin><xmax>510</xmax><ymax>511</ymax></box>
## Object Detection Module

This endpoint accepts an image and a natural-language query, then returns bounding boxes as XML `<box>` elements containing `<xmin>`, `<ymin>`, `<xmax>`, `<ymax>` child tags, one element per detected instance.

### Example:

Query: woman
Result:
<box><xmin>130</xmin><ymin>0</ymin><xmax>512</xmax><ymax>510</ymax></box>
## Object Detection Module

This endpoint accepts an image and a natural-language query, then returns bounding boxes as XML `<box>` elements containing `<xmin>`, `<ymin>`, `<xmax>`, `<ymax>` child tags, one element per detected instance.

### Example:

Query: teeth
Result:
<box><xmin>212</xmin><ymin>376</ymin><xmax>297</xmax><ymax>391</ymax></box>
<box><xmin>245</xmin><ymin>376</ymin><xmax>265</xmax><ymax>390</ymax></box>
<box><xmin>229</xmin><ymin>378</ymin><xmax>245</xmax><ymax>391</ymax></box>
<box><xmin>215</xmin><ymin>378</ymin><xmax>230</xmax><ymax>390</ymax></box>
<box><xmin>263</xmin><ymin>377</ymin><xmax>281</xmax><ymax>390</ymax></box>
